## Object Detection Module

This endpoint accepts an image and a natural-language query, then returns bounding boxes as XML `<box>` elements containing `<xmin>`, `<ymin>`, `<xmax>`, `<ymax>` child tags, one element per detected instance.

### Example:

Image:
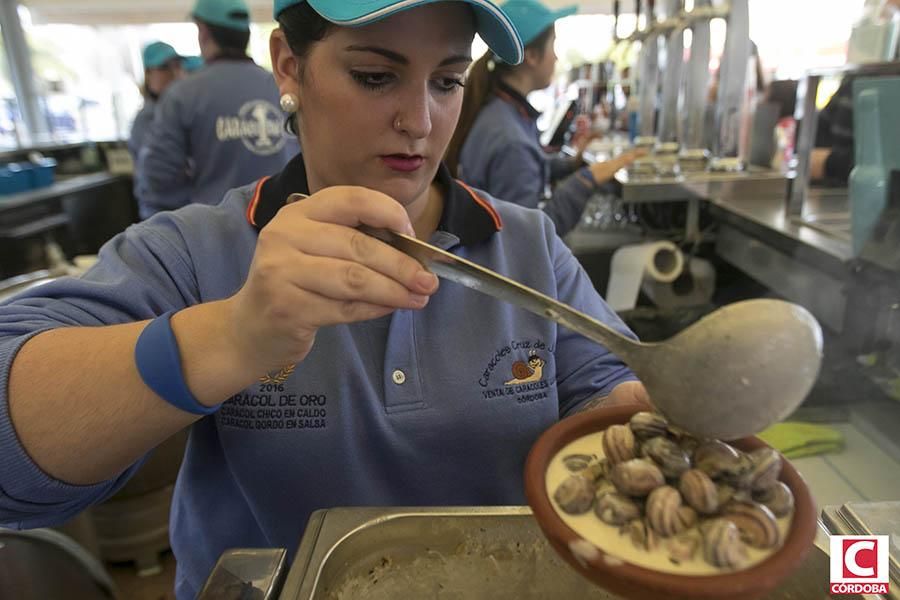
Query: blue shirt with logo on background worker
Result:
<box><xmin>140</xmin><ymin>0</ymin><xmax>297</xmax><ymax>219</ymax></box>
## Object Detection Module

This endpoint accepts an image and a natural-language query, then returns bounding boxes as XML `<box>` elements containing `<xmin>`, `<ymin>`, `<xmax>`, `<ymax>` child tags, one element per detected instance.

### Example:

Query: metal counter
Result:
<box><xmin>199</xmin><ymin>506</ymin><xmax>858</xmax><ymax>600</ymax></box>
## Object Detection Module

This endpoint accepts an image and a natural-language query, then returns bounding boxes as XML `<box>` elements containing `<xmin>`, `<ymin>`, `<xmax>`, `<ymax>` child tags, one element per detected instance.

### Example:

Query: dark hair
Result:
<box><xmin>277</xmin><ymin>3</ymin><xmax>334</xmax><ymax>135</ymax></box>
<box><xmin>445</xmin><ymin>25</ymin><xmax>554</xmax><ymax>177</ymax></box>
<box><xmin>202</xmin><ymin>19</ymin><xmax>251</xmax><ymax>57</ymax></box>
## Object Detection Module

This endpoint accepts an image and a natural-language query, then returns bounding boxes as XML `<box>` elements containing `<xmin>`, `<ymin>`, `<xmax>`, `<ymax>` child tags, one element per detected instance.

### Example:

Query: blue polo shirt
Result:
<box><xmin>459</xmin><ymin>82</ymin><xmax>597</xmax><ymax>236</ymax></box>
<box><xmin>140</xmin><ymin>58</ymin><xmax>298</xmax><ymax>219</ymax></box>
<box><xmin>0</xmin><ymin>155</ymin><xmax>636</xmax><ymax>598</ymax></box>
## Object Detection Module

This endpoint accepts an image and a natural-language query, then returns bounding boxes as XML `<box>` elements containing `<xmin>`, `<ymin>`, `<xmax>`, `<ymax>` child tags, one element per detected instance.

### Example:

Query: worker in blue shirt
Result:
<box><xmin>128</xmin><ymin>42</ymin><xmax>183</xmax><ymax>163</ymax></box>
<box><xmin>0</xmin><ymin>1</ymin><xmax>647</xmax><ymax>597</ymax></box>
<box><xmin>139</xmin><ymin>0</ymin><xmax>297</xmax><ymax>219</ymax></box>
<box><xmin>447</xmin><ymin>0</ymin><xmax>642</xmax><ymax>236</ymax></box>
<box><xmin>129</xmin><ymin>42</ymin><xmax>185</xmax><ymax>213</ymax></box>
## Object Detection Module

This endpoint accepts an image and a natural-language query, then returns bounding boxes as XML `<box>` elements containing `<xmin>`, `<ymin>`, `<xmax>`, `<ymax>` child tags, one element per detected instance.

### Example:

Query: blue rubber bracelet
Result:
<box><xmin>135</xmin><ymin>310</ymin><xmax>220</xmax><ymax>416</ymax></box>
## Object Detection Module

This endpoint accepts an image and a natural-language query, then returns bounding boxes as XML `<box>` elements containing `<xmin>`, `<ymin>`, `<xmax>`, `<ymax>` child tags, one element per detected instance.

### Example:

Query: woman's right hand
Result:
<box><xmin>225</xmin><ymin>186</ymin><xmax>439</xmax><ymax>376</ymax></box>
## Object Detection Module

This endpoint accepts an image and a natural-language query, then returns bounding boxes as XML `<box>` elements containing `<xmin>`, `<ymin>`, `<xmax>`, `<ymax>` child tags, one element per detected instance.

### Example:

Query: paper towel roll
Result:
<box><xmin>642</xmin><ymin>257</ymin><xmax>716</xmax><ymax>309</ymax></box>
<box><xmin>605</xmin><ymin>241</ymin><xmax>684</xmax><ymax>311</ymax></box>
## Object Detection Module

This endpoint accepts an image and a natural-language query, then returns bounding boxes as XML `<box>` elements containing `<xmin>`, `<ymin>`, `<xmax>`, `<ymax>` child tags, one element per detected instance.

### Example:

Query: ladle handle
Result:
<box><xmin>362</xmin><ymin>227</ymin><xmax>644</xmax><ymax>363</ymax></box>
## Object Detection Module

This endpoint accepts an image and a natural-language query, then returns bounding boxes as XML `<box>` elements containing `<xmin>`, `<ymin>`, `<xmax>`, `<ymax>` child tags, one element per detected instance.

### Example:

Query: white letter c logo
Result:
<box><xmin>845</xmin><ymin>540</ymin><xmax>875</xmax><ymax>577</ymax></box>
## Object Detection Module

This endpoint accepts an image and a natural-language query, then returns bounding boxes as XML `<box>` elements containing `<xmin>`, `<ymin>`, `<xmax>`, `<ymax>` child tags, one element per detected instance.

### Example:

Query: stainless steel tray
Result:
<box><xmin>277</xmin><ymin>506</ymin><xmax>855</xmax><ymax>600</ymax></box>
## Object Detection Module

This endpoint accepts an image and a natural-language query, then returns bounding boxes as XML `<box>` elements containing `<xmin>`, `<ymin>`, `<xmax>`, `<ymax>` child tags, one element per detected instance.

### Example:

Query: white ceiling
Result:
<box><xmin>21</xmin><ymin>0</ymin><xmax>632</xmax><ymax>25</ymax></box>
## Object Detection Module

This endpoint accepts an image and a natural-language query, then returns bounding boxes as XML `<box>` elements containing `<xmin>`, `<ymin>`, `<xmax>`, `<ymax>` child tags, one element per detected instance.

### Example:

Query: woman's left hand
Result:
<box><xmin>604</xmin><ymin>380</ymin><xmax>652</xmax><ymax>410</ymax></box>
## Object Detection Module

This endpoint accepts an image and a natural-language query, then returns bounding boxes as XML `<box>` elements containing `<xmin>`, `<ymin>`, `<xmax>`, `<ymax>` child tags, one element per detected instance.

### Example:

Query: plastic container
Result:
<box><xmin>0</xmin><ymin>164</ymin><xmax>32</xmax><ymax>196</ymax></box>
<box><xmin>29</xmin><ymin>158</ymin><xmax>57</xmax><ymax>189</ymax></box>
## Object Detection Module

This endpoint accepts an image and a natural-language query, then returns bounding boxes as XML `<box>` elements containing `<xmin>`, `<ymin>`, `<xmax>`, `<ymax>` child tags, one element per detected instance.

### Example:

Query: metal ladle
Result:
<box><xmin>364</xmin><ymin>227</ymin><xmax>824</xmax><ymax>441</ymax></box>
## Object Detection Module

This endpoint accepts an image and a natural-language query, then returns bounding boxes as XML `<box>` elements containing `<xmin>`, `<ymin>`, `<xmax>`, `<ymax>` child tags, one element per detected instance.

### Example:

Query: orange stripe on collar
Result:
<box><xmin>245</xmin><ymin>176</ymin><xmax>270</xmax><ymax>227</ymax></box>
<box><xmin>456</xmin><ymin>179</ymin><xmax>503</xmax><ymax>231</ymax></box>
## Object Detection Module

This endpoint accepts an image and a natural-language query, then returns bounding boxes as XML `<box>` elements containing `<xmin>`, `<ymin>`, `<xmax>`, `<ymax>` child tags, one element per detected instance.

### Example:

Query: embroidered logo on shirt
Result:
<box><xmin>219</xmin><ymin>366</ymin><xmax>328</xmax><ymax>431</ymax></box>
<box><xmin>216</xmin><ymin>100</ymin><xmax>287</xmax><ymax>156</ymax></box>
<box><xmin>479</xmin><ymin>340</ymin><xmax>556</xmax><ymax>405</ymax></box>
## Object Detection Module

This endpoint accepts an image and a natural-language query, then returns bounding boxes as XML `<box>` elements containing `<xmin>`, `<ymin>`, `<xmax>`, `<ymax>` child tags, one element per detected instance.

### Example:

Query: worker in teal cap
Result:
<box><xmin>139</xmin><ymin>0</ymin><xmax>296</xmax><ymax>218</ymax></box>
<box><xmin>129</xmin><ymin>41</ymin><xmax>185</xmax><ymax>208</ymax></box>
<box><xmin>0</xmin><ymin>3</ymin><xmax>647</xmax><ymax>599</ymax></box>
<box><xmin>129</xmin><ymin>41</ymin><xmax>183</xmax><ymax>162</ymax></box>
<box><xmin>448</xmin><ymin>0</ymin><xmax>642</xmax><ymax>236</ymax></box>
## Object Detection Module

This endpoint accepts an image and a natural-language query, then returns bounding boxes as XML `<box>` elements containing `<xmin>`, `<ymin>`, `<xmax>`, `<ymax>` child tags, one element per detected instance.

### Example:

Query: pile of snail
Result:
<box><xmin>552</xmin><ymin>411</ymin><xmax>794</xmax><ymax>570</ymax></box>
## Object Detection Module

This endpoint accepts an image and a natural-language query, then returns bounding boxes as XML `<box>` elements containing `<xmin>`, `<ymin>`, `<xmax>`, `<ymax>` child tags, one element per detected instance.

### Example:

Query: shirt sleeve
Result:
<box><xmin>548</xmin><ymin>154</ymin><xmax>580</xmax><ymax>182</ymax></box>
<box><xmin>141</xmin><ymin>90</ymin><xmax>193</xmax><ymax>214</ymax></box>
<box><xmin>542</xmin><ymin>218</ymin><xmax>638</xmax><ymax>416</ymax></box>
<box><xmin>0</xmin><ymin>218</ymin><xmax>199</xmax><ymax>529</ymax></box>
<box><xmin>544</xmin><ymin>168</ymin><xmax>596</xmax><ymax>237</ymax></box>
<box><xmin>489</xmin><ymin>143</ymin><xmax>594</xmax><ymax>237</ymax></box>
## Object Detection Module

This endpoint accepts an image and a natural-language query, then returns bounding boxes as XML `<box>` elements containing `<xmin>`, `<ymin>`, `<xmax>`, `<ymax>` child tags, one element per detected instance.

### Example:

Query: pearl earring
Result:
<box><xmin>279</xmin><ymin>93</ymin><xmax>298</xmax><ymax>113</ymax></box>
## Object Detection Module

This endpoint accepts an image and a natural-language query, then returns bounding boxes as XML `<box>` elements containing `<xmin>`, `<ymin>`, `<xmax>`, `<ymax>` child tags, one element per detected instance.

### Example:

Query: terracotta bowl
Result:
<box><xmin>524</xmin><ymin>404</ymin><xmax>818</xmax><ymax>600</ymax></box>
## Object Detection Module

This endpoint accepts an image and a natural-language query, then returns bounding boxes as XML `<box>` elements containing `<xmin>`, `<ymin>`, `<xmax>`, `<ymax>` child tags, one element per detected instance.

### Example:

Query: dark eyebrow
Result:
<box><xmin>345</xmin><ymin>45</ymin><xmax>472</xmax><ymax>67</ymax></box>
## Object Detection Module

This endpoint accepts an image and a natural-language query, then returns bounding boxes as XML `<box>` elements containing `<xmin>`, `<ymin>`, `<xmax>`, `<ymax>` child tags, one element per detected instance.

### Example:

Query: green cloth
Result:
<box><xmin>758</xmin><ymin>422</ymin><xmax>845</xmax><ymax>459</ymax></box>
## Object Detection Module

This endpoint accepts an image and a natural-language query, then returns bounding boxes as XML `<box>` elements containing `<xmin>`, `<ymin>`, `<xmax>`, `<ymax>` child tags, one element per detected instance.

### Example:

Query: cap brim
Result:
<box><xmin>307</xmin><ymin>0</ymin><xmax>524</xmax><ymax>64</ymax></box>
<box><xmin>553</xmin><ymin>6</ymin><xmax>578</xmax><ymax>21</ymax></box>
<box><xmin>146</xmin><ymin>52</ymin><xmax>183</xmax><ymax>69</ymax></box>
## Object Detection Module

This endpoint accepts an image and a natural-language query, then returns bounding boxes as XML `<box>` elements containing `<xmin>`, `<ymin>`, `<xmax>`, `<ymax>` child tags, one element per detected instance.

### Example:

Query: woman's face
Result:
<box><xmin>533</xmin><ymin>28</ymin><xmax>558</xmax><ymax>90</ymax></box>
<box><xmin>146</xmin><ymin>61</ymin><xmax>181</xmax><ymax>97</ymax></box>
<box><xmin>277</xmin><ymin>4</ymin><xmax>475</xmax><ymax>207</ymax></box>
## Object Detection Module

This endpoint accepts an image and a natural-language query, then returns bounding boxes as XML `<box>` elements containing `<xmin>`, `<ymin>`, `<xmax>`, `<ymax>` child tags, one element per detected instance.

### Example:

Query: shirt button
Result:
<box><xmin>392</xmin><ymin>370</ymin><xmax>406</xmax><ymax>385</ymax></box>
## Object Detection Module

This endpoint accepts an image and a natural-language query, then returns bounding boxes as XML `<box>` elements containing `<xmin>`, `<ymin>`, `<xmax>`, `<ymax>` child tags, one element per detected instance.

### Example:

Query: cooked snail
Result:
<box><xmin>666</xmin><ymin>532</ymin><xmax>701</xmax><ymax>564</ymax></box>
<box><xmin>622</xmin><ymin>518</ymin><xmax>659</xmax><ymax>552</ymax></box>
<box><xmin>629</xmin><ymin>411</ymin><xmax>669</xmax><ymax>440</ymax></box>
<box><xmin>702</xmin><ymin>518</ymin><xmax>749</xmax><ymax>569</ymax></box>
<box><xmin>553</xmin><ymin>474</ymin><xmax>595</xmax><ymax>514</ymax></box>
<box><xmin>647</xmin><ymin>486</ymin><xmax>697</xmax><ymax>537</ymax></box>
<box><xmin>679</xmin><ymin>469</ymin><xmax>719</xmax><ymax>515</ymax></box>
<box><xmin>603</xmin><ymin>424</ymin><xmax>637</xmax><ymax>464</ymax></box>
<box><xmin>610</xmin><ymin>458</ymin><xmax>665</xmax><ymax>497</ymax></box>
<box><xmin>595</xmin><ymin>492</ymin><xmax>642</xmax><ymax>525</ymax></box>
<box><xmin>722</xmin><ymin>500</ymin><xmax>780</xmax><ymax>549</ymax></box>
<box><xmin>642</xmin><ymin>436</ymin><xmax>691</xmax><ymax>479</ymax></box>
<box><xmin>562</xmin><ymin>454</ymin><xmax>595</xmax><ymax>472</ymax></box>
<box><xmin>748</xmin><ymin>447</ymin><xmax>782</xmax><ymax>492</ymax></box>
<box><xmin>753</xmin><ymin>481</ymin><xmax>794</xmax><ymax>518</ymax></box>
<box><xmin>693</xmin><ymin>440</ymin><xmax>746</xmax><ymax>479</ymax></box>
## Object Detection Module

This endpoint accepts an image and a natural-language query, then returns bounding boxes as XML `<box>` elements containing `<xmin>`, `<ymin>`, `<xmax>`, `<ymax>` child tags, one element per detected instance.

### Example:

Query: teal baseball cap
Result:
<box><xmin>142</xmin><ymin>42</ymin><xmax>182</xmax><ymax>69</ymax></box>
<box><xmin>192</xmin><ymin>0</ymin><xmax>251</xmax><ymax>31</ymax></box>
<box><xmin>500</xmin><ymin>0</ymin><xmax>577</xmax><ymax>46</ymax></box>
<box><xmin>183</xmin><ymin>56</ymin><xmax>205</xmax><ymax>72</ymax></box>
<box><xmin>273</xmin><ymin>0</ymin><xmax>524</xmax><ymax>64</ymax></box>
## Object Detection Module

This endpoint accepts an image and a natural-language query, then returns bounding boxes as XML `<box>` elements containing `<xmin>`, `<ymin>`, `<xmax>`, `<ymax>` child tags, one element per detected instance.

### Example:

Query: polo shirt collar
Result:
<box><xmin>246</xmin><ymin>153</ymin><xmax>502</xmax><ymax>246</ymax></box>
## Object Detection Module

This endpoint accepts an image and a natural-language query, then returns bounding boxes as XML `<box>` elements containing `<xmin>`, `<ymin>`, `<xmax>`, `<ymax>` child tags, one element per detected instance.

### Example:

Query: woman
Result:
<box><xmin>139</xmin><ymin>0</ymin><xmax>296</xmax><ymax>219</ymax></box>
<box><xmin>0</xmin><ymin>2</ymin><xmax>646</xmax><ymax>597</ymax></box>
<box><xmin>127</xmin><ymin>41</ymin><xmax>183</xmax><ymax>163</ymax></box>
<box><xmin>447</xmin><ymin>0</ymin><xmax>640</xmax><ymax>236</ymax></box>
<box><xmin>129</xmin><ymin>42</ymin><xmax>184</xmax><ymax>218</ymax></box>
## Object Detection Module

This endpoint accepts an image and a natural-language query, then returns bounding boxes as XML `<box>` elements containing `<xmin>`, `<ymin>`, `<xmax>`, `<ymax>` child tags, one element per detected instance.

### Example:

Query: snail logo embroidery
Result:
<box><xmin>215</xmin><ymin>100</ymin><xmax>287</xmax><ymax>156</ymax></box>
<box><xmin>505</xmin><ymin>351</ymin><xmax>546</xmax><ymax>385</ymax></box>
<box><xmin>478</xmin><ymin>340</ymin><xmax>555</xmax><ymax>405</ymax></box>
<box><xmin>829</xmin><ymin>535</ymin><xmax>890</xmax><ymax>596</ymax></box>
